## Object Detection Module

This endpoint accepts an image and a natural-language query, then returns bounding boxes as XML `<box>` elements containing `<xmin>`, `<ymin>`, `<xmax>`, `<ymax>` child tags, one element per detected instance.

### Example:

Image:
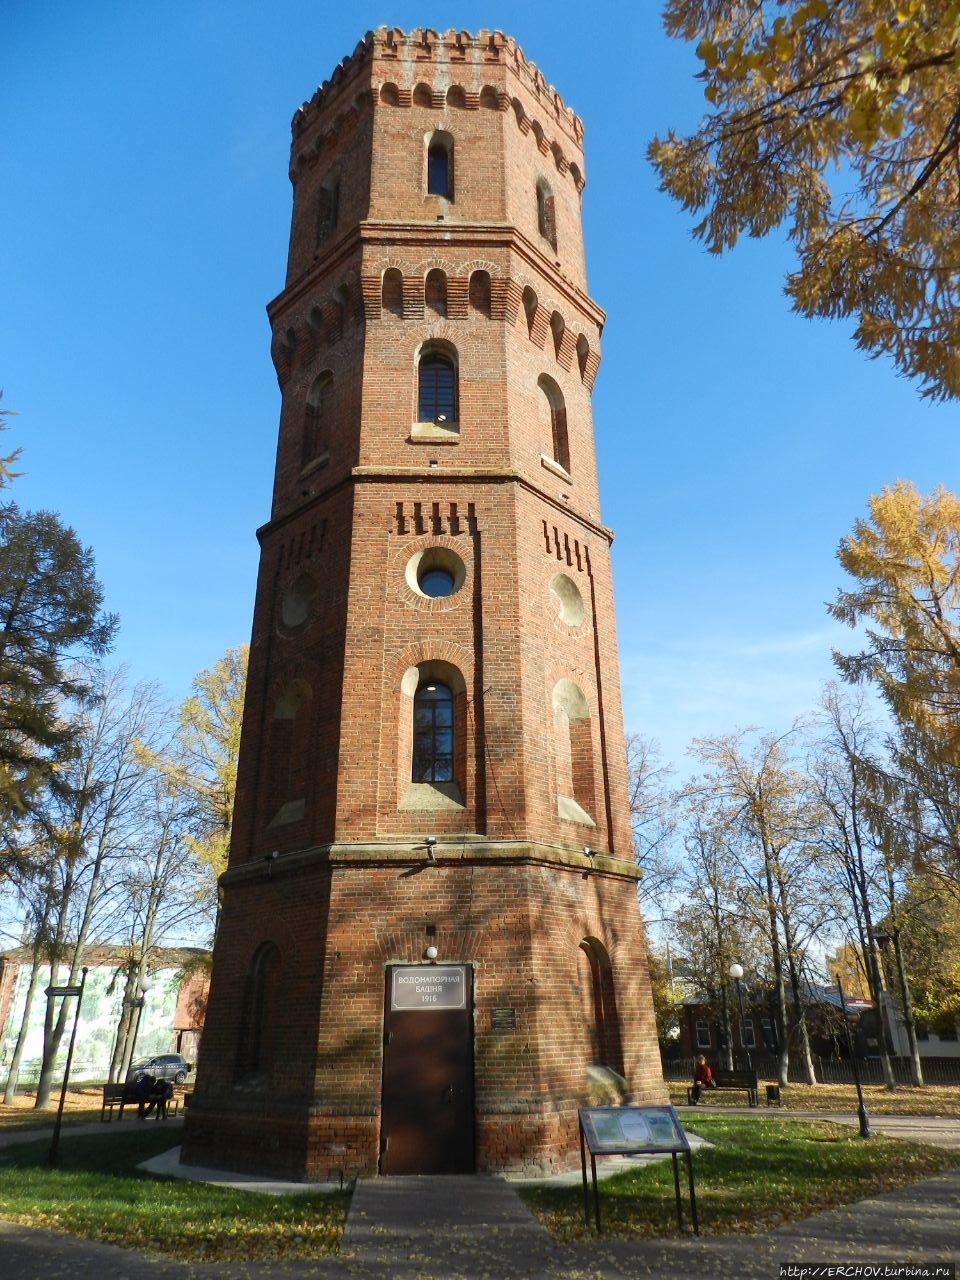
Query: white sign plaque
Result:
<box><xmin>391</xmin><ymin>965</ymin><xmax>467</xmax><ymax>1011</ymax></box>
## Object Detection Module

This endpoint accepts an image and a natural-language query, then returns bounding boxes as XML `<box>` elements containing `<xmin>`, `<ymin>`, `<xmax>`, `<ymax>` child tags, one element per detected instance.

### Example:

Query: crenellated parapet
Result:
<box><xmin>290</xmin><ymin>27</ymin><xmax>585</xmax><ymax>190</ymax></box>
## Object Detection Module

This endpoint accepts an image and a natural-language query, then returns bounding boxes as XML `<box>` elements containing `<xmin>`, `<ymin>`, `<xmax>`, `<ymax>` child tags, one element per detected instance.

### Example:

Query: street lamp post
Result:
<box><xmin>729</xmin><ymin>962</ymin><xmax>752</xmax><ymax>1072</ymax></box>
<box><xmin>123</xmin><ymin>973</ymin><xmax>152</xmax><ymax>1079</ymax></box>
<box><xmin>836</xmin><ymin>973</ymin><xmax>872</xmax><ymax>1139</ymax></box>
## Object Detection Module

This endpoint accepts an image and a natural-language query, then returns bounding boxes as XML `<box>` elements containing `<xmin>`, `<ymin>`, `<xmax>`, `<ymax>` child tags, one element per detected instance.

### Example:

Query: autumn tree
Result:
<box><xmin>830</xmin><ymin>482</ymin><xmax>960</xmax><ymax>886</ymax></box>
<box><xmin>0</xmin><ymin>504</ymin><xmax>116</xmax><ymax>834</ymax></box>
<box><xmin>812</xmin><ymin>685</ymin><xmax>905</xmax><ymax>1085</ymax></box>
<box><xmin>141</xmin><ymin>645</ymin><xmax>247</xmax><ymax>898</ymax></box>
<box><xmin>28</xmin><ymin>672</ymin><xmax>163</xmax><ymax>1107</ymax></box>
<box><xmin>650</xmin><ymin>2</ymin><xmax>960</xmax><ymax>400</ymax></box>
<box><xmin>671</xmin><ymin>791</ymin><xmax>763</xmax><ymax>1069</ymax></box>
<box><xmin>692</xmin><ymin>728</ymin><xmax>829</xmax><ymax>1085</ymax></box>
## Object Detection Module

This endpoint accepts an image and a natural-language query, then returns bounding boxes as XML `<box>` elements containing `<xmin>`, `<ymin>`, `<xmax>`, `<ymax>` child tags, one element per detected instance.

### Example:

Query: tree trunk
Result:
<box><xmin>2</xmin><ymin>947</ymin><xmax>44</xmax><ymax>1103</ymax></box>
<box><xmin>778</xmin><ymin>888</ymin><xmax>817</xmax><ymax>1085</ymax></box>
<box><xmin>893</xmin><ymin>928</ymin><xmax>924</xmax><ymax>1087</ymax></box>
<box><xmin>108</xmin><ymin>965</ymin><xmax>136</xmax><ymax>1084</ymax></box>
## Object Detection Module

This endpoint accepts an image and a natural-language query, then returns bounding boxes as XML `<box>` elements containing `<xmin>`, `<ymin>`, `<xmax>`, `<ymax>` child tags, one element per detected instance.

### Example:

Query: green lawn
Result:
<box><xmin>521</xmin><ymin>1114</ymin><xmax>960</xmax><ymax>1240</ymax></box>
<box><xmin>666</xmin><ymin>1081</ymin><xmax>960</xmax><ymax>1117</ymax></box>
<box><xmin>0</xmin><ymin>1127</ymin><xmax>349</xmax><ymax>1261</ymax></box>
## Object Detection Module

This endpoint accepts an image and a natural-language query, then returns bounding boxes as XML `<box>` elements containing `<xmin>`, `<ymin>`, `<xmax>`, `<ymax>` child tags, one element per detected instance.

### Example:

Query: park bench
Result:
<box><xmin>100</xmin><ymin>1082</ymin><xmax>136</xmax><ymax>1121</ymax></box>
<box><xmin>687</xmin><ymin>1068</ymin><xmax>759</xmax><ymax>1107</ymax></box>
<box><xmin>100</xmin><ymin>1080</ymin><xmax>181</xmax><ymax>1121</ymax></box>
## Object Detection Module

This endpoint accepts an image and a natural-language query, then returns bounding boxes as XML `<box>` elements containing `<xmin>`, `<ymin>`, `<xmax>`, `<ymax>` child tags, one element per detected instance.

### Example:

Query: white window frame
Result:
<box><xmin>695</xmin><ymin>1020</ymin><xmax>711</xmax><ymax>1049</ymax></box>
<box><xmin>741</xmin><ymin>1018</ymin><xmax>756</xmax><ymax>1049</ymax></box>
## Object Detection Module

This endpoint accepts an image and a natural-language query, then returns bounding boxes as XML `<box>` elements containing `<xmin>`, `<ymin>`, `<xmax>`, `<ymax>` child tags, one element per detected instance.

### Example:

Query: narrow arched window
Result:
<box><xmin>537</xmin><ymin>179</ymin><xmax>557</xmax><ymax>250</ymax></box>
<box><xmin>427</xmin><ymin>133</ymin><xmax>453</xmax><ymax>198</ymax></box>
<box><xmin>317</xmin><ymin>171</ymin><xmax>340</xmax><ymax>244</ymax></box>
<box><xmin>576</xmin><ymin>334</ymin><xmax>590</xmax><ymax>382</ymax></box>
<box><xmin>580</xmin><ymin>939</ymin><xmax>624</xmax><ymax>1074</ymax></box>
<box><xmin>550</xmin><ymin>311</ymin><xmax>565</xmax><ymax>360</ymax></box>
<box><xmin>304</xmin><ymin>372</ymin><xmax>333</xmax><ymax>465</ymax></box>
<box><xmin>418</xmin><ymin>352</ymin><xmax>457</xmax><ymax>424</ymax></box>
<box><xmin>539</xmin><ymin>374</ymin><xmax>570</xmax><ymax>474</ymax></box>
<box><xmin>522</xmin><ymin>287</ymin><xmax>538</xmax><ymax>339</ymax></box>
<box><xmin>235</xmin><ymin>942</ymin><xmax>281</xmax><ymax>1085</ymax></box>
<box><xmin>425</xmin><ymin>269</ymin><xmax>447</xmax><ymax>318</ymax></box>
<box><xmin>469</xmin><ymin>270</ymin><xmax>491</xmax><ymax>318</ymax></box>
<box><xmin>382</xmin><ymin>268</ymin><xmax>403</xmax><ymax>318</ymax></box>
<box><xmin>413</xmin><ymin>682</ymin><xmax>454</xmax><ymax>782</ymax></box>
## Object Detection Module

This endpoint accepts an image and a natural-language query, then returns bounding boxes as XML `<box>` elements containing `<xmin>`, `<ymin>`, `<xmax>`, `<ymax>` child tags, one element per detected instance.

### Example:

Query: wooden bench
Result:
<box><xmin>101</xmin><ymin>1081</ymin><xmax>181</xmax><ymax>1121</ymax></box>
<box><xmin>100</xmin><ymin>1083</ymin><xmax>135</xmax><ymax>1121</ymax></box>
<box><xmin>687</xmin><ymin>1068</ymin><xmax>759</xmax><ymax>1107</ymax></box>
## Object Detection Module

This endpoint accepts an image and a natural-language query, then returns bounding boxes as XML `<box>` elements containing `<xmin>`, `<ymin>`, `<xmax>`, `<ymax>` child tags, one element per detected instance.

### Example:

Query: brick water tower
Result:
<box><xmin>182</xmin><ymin>26</ymin><xmax>664</xmax><ymax>1181</ymax></box>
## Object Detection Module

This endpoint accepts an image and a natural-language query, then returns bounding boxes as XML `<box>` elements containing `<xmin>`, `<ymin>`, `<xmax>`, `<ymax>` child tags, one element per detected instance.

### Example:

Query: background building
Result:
<box><xmin>0</xmin><ymin>945</ymin><xmax>209</xmax><ymax>1087</ymax></box>
<box><xmin>183</xmin><ymin>26</ymin><xmax>662</xmax><ymax>1182</ymax></box>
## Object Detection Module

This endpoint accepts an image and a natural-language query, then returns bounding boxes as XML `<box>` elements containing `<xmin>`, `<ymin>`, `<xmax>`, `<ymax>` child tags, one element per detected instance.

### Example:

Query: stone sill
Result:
<box><xmin>409</xmin><ymin>423</ymin><xmax>460</xmax><ymax>444</ymax></box>
<box><xmin>557</xmin><ymin>795</ymin><xmax>595</xmax><ymax>827</ymax></box>
<box><xmin>540</xmin><ymin>454</ymin><xmax>572</xmax><ymax>484</ymax></box>
<box><xmin>299</xmin><ymin>453</ymin><xmax>330</xmax><ymax>479</ymax></box>
<box><xmin>399</xmin><ymin>781</ymin><xmax>465</xmax><ymax>812</ymax></box>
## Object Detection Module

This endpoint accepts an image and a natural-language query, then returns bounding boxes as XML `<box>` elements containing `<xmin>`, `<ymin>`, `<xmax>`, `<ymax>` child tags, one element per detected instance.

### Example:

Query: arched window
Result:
<box><xmin>418</xmin><ymin>349</ymin><xmax>457</xmax><ymax>424</ymax></box>
<box><xmin>382</xmin><ymin>268</ymin><xmax>403</xmax><ymax>318</ymax></box>
<box><xmin>427</xmin><ymin>131</ymin><xmax>453</xmax><ymax>198</ymax></box>
<box><xmin>317</xmin><ymin>171</ymin><xmax>340</xmax><ymax>244</ymax></box>
<box><xmin>576</xmin><ymin>334</ymin><xmax>590</xmax><ymax>381</ymax></box>
<box><xmin>469</xmin><ymin>270</ymin><xmax>491</xmax><ymax>318</ymax></box>
<box><xmin>522</xmin><ymin>286</ymin><xmax>538</xmax><ymax>339</ymax></box>
<box><xmin>304</xmin><ymin>372</ymin><xmax>333</xmax><ymax>465</ymax></box>
<box><xmin>537</xmin><ymin>179</ymin><xmax>557</xmax><ymax>250</ymax></box>
<box><xmin>538</xmin><ymin>374</ymin><xmax>570</xmax><ymax>474</ymax></box>
<box><xmin>268</xmin><ymin>677</ymin><xmax>312</xmax><ymax>828</ymax></box>
<box><xmin>235</xmin><ymin>942</ymin><xmax>281</xmax><ymax>1085</ymax></box>
<box><xmin>425</xmin><ymin>269</ymin><xmax>447</xmax><ymax>318</ymax></box>
<box><xmin>413</xmin><ymin>681</ymin><xmax>454</xmax><ymax>782</ymax></box>
<box><xmin>550</xmin><ymin>311</ymin><xmax>565</xmax><ymax>360</ymax></box>
<box><xmin>579</xmin><ymin>938</ymin><xmax>624</xmax><ymax>1074</ymax></box>
<box><xmin>552</xmin><ymin>679</ymin><xmax>595</xmax><ymax>825</ymax></box>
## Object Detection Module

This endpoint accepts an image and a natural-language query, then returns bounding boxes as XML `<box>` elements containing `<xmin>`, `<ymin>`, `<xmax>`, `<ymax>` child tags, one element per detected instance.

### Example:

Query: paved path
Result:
<box><xmin>0</xmin><ymin>1112</ymin><xmax>956</xmax><ymax>1278</ymax></box>
<box><xmin>0</xmin><ymin>1114</ymin><xmax>183</xmax><ymax>1150</ymax></box>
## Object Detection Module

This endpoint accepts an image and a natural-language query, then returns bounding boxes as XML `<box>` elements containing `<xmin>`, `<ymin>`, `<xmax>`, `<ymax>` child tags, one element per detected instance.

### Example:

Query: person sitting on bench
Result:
<box><xmin>691</xmin><ymin>1055</ymin><xmax>716</xmax><ymax>1104</ymax></box>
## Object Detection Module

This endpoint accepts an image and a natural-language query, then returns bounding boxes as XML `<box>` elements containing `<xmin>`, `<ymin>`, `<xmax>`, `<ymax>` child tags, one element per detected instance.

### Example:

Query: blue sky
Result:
<box><xmin>5</xmin><ymin>0</ymin><xmax>957</xmax><ymax>775</ymax></box>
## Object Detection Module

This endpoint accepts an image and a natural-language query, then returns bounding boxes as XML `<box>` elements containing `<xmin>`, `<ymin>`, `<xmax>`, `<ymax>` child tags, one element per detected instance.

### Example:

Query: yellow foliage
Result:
<box><xmin>652</xmin><ymin>0</ymin><xmax>960</xmax><ymax>400</ymax></box>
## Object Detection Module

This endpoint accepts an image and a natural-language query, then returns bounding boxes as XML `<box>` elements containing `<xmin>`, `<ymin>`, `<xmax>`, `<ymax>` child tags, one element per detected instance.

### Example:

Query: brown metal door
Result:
<box><xmin>380</xmin><ymin>965</ymin><xmax>475</xmax><ymax>1174</ymax></box>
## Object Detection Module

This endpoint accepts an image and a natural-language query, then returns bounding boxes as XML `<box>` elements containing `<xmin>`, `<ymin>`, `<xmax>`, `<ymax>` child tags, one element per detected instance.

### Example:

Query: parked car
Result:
<box><xmin>126</xmin><ymin>1053</ymin><xmax>191</xmax><ymax>1085</ymax></box>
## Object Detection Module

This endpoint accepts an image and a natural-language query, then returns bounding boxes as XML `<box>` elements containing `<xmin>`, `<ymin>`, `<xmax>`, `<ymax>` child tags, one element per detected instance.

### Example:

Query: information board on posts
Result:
<box><xmin>391</xmin><ymin>965</ymin><xmax>467</xmax><ymax>1011</ymax></box>
<box><xmin>579</xmin><ymin>1105</ymin><xmax>690</xmax><ymax>1155</ymax></box>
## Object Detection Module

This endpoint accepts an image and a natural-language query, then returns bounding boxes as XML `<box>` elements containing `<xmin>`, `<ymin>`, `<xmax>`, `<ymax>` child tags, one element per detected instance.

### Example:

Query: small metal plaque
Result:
<box><xmin>391</xmin><ymin>965</ymin><xmax>467</xmax><ymax>1011</ymax></box>
<box><xmin>491</xmin><ymin>1007</ymin><xmax>517</xmax><ymax>1032</ymax></box>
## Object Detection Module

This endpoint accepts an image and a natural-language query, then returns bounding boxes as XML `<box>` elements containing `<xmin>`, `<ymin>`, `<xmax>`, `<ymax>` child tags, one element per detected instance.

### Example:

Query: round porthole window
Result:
<box><xmin>405</xmin><ymin>547</ymin><xmax>466</xmax><ymax>600</ymax></box>
<box><xmin>549</xmin><ymin>572</ymin><xmax>585</xmax><ymax>627</ymax></box>
<box><xmin>281</xmin><ymin>573</ymin><xmax>319</xmax><ymax>629</ymax></box>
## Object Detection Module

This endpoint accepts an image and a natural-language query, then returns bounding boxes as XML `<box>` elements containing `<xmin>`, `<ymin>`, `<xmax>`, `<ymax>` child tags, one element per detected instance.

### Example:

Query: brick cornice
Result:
<box><xmin>256</xmin><ymin>467</ymin><xmax>615</xmax><ymax>547</ymax></box>
<box><xmin>267</xmin><ymin>222</ymin><xmax>605</xmax><ymax>331</ymax></box>
<box><xmin>221</xmin><ymin>838</ymin><xmax>640</xmax><ymax>888</ymax></box>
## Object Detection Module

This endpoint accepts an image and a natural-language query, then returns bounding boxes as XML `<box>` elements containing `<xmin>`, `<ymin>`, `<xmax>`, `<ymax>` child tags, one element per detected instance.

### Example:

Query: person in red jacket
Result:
<box><xmin>691</xmin><ymin>1055</ymin><xmax>715</xmax><ymax>1104</ymax></box>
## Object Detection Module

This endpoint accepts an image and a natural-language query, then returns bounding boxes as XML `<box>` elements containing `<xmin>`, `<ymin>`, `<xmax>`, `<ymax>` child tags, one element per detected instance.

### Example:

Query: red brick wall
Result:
<box><xmin>186</xmin><ymin>27</ymin><xmax>663</xmax><ymax>1181</ymax></box>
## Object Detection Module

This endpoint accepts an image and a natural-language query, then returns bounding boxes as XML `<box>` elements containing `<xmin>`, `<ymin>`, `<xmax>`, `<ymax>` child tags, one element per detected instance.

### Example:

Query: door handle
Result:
<box><xmin>443</xmin><ymin>1086</ymin><xmax>454</xmax><ymax>1103</ymax></box>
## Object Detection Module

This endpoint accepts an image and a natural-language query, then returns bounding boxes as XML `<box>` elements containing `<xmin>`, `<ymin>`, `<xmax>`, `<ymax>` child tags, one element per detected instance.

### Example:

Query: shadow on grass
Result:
<box><xmin>521</xmin><ymin>1115</ymin><xmax>960</xmax><ymax>1241</ymax></box>
<box><xmin>0</xmin><ymin>1127</ymin><xmax>350</xmax><ymax>1262</ymax></box>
